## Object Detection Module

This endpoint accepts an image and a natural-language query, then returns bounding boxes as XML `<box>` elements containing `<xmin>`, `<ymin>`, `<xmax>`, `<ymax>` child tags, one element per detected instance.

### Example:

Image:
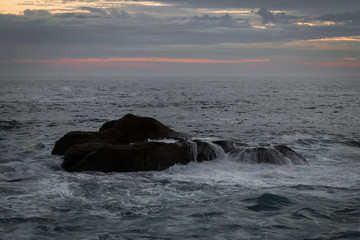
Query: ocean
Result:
<box><xmin>0</xmin><ymin>75</ymin><xmax>359</xmax><ymax>239</ymax></box>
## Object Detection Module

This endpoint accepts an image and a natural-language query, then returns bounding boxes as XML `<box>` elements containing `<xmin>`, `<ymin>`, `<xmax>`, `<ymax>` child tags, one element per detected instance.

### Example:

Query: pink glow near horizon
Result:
<box><xmin>13</xmin><ymin>57</ymin><xmax>271</xmax><ymax>65</ymax></box>
<box><xmin>302</xmin><ymin>61</ymin><xmax>360</xmax><ymax>68</ymax></box>
<box><xmin>343</xmin><ymin>58</ymin><xmax>356</xmax><ymax>61</ymax></box>
<box><xmin>317</xmin><ymin>62</ymin><xmax>360</xmax><ymax>67</ymax></box>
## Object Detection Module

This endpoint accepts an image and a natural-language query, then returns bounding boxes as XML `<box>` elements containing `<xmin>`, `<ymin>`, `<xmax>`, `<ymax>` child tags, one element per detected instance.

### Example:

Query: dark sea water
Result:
<box><xmin>0</xmin><ymin>75</ymin><xmax>359</xmax><ymax>239</ymax></box>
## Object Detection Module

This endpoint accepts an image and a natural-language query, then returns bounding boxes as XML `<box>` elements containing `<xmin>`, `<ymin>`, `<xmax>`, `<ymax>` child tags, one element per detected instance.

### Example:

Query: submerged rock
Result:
<box><xmin>52</xmin><ymin>114</ymin><xmax>308</xmax><ymax>172</ymax></box>
<box><xmin>213</xmin><ymin>140</ymin><xmax>248</xmax><ymax>153</ymax></box>
<box><xmin>193</xmin><ymin>140</ymin><xmax>225</xmax><ymax>162</ymax></box>
<box><xmin>229</xmin><ymin>146</ymin><xmax>308</xmax><ymax>165</ymax></box>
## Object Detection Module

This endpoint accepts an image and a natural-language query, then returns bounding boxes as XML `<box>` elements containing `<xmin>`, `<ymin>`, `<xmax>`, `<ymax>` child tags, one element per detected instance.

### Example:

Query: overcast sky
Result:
<box><xmin>0</xmin><ymin>0</ymin><xmax>359</xmax><ymax>75</ymax></box>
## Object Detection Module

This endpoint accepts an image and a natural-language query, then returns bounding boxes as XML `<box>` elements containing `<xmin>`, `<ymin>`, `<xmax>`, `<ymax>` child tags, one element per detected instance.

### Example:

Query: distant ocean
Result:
<box><xmin>1</xmin><ymin>75</ymin><xmax>359</xmax><ymax>239</ymax></box>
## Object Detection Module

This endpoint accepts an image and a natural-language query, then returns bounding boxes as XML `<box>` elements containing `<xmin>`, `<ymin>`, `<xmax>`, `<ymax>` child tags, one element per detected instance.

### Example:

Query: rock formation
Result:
<box><xmin>52</xmin><ymin>113</ymin><xmax>180</xmax><ymax>155</ymax></box>
<box><xmin>52</xmin><ymin>114</ymin><xmax>308</xmax><ymax>172</ymax></box>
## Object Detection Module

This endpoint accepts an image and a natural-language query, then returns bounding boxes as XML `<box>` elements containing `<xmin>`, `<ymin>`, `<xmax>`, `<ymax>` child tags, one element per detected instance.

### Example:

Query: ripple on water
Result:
<box><xmin>0</xmin><ymin>120</ymin><xmax>22</xmax><ymax>130</ymax></box>
<box><xmin>244</xmin><ymin>193</ymin><xmax>293</xmax><ymax>211</ymax></box>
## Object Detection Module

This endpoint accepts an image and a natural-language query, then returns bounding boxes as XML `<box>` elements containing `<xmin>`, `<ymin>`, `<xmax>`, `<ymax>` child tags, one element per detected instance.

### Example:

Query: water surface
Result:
<box><xmin>1</xmin><ymin>75</ymin><xmax>359</xmax><ymax>239</ymax></box>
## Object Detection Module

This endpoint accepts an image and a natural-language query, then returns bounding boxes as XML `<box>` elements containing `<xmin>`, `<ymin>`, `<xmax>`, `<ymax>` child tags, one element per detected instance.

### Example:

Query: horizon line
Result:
<box><xmin>12</xmin><ymin>57</ymin><xmax>271</xmax><ymax>65</ymax></box>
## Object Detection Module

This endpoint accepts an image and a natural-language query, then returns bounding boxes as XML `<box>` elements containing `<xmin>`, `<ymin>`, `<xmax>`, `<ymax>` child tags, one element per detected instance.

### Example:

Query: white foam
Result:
<box><xmin>191</xmin><ymin>137</ymin><xmax>221</xmax><ymax>141</ymax></box>
<box><xmin>151</xmin><ymin>154</ymin><xmax>360</xmax><ymax>189</ymax></box>
<box><xmin>188</xmin><ymin>140</ymin><xmax>198</xmax><ymax>161</ymax></box>
<box><xmin>147</xmin><ymin>138</ymin><xmax>179</xmax><ymax>143</ymax></box>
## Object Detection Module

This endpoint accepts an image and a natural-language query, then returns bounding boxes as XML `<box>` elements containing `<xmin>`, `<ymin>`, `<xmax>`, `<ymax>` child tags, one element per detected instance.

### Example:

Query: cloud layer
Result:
<box><xmin>0</xmin><ymin>0</ymin><xmax>359</xmax><ymax>74</ymax></box>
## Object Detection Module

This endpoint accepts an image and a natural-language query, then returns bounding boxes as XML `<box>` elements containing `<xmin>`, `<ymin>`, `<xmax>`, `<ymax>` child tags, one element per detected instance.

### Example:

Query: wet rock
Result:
<box><xmin>63</xmin><ymin>141</ymin><xmax>191</xmax><ymax>172</ymax></box>
<box><xmin>62</xmin><ymin>142</ymin><xmax>111</xmax><ymax>170</ymax></box>
<box><xmin>213</xmin><ymin>140</ymin><xmax>247</xmax><ymax>153</ymax></box>
<box><xmin>99</xmin><ymin>113</ymin><xmax>176</xmax><ymax>139</ymax></box>
<box><xmin>273</xmin><ymin>146</ymin><xmax>308</xmax><ymax>165</ymax></box>
<box><xmin>229</xmin><ymin>146</ymin><xmax>308</xmax><ymax>165</ymax></box>
<box><xmin>52</xmin><ymin>114</ymin><xmax>179</xmax><ymax>155</ymax></box>
<box><xmin>52</xmin><ymin>113</ymin><xmax>309</xmax><ymax>173</ymax></box>
<box><xmin>52</xmin><ymin>131</ymin><xmax>117</xmax><ymax>155</ymax></box>
<box><xmin>194</xmin><ymin>140</ymin><xmax>224</xmax><ymax>162</ymax></box>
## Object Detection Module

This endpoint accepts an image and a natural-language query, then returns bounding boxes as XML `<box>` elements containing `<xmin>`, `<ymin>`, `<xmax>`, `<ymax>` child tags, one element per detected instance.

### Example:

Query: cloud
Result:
<box><xmin>317</xmin><ymin>11</ymin><xmax>360</xmax><ymax>23</ymax></box>
<box><xmin>255</xmin><ymin>8</ymin><xmax>299</xmax><ymax>24</ymax></box>
<box><xmin>20</xmin><ymin>0</ymin><xmax>360</xmax><ymax>16</ymax></box>
<box><xmin>109</xmin><ymin>8</ymin><xmax>132</xmax><ymax>18</ymax></box>
<box><xmin>55</xmin><ymin>12</ymin><xmax>103</xmax><ymax>19</ymax></box>
<box><xmin>23</xmin><ymin>9</ymin><xmax>52</xmax><ymax>17</ymax></box>
<box><xmin>177</xmin><ymin>14</ymin><xmax>252</xmax><ymax>28</ymax></box>
<box><xmin>150</xmin><ymin>0</ymin><xmax>360</xmax><ymax>13</ymax></box>
<box><xmin>308</xmin><ymin>36</ymin><xmax>360</xmax><ymax>42</ymax></box>
<box><xmin>1</xmin><ymin>1</ymin><xmax>360</xmax><ymax>73</ymax></box>
<box><xmin>1</xmin><ymin>10</ymin><xmax>359</xmax><ymax>49</ymax></box>
<box><xmin>78</xmin><ymin>7</ymin><xmax>108</xmax><ymax>15</ymax></box>
<box><xmin>55</xmin><ymin>7</ymin><xmax>110</xmax><ymax>19</ymax></box>
<box><xmin>52</xmin><ymin>7</ymin><xmax>156</xmax><ymax>21</ymax></box>
<box><xmin>188</xmin><ymin>14</ymin><xmax>235</xmax><ymax>26</ymax></box>
<box><xmin>61</xmin><ymin>0</ymin><xmax>173</xmax><ymax>7</ymax></box>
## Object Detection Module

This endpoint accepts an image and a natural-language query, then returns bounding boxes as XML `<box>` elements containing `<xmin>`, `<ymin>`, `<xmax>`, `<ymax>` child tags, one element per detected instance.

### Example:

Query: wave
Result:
<box><xmin>0</xmin><ymin>120</ymin><xmax>22</xmax><ymax>130</ymax></box>
<box><xmin>343</xmin><ymin>140</ymin><xmax>360</xmax><ymax>148</ymax></box>
<box><xmin>244</xmin><ymin>193</ymin><xmax>293</xmax><ymax>211</ymax></box>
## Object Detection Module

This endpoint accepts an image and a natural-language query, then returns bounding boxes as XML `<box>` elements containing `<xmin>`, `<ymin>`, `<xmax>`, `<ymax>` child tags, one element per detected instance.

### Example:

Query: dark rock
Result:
<box><xmin>52</xmin><ymin>131</ymin><xmax>116</xmax><ymax>155</ymax></box>
<box><xmin>62</xmin><ymin>142</ymin><xmax>111</xmax><ymax>170</ymax></box>
<box><xmin>52</xmin><ymin>114</ymin><xmax>178</xmax><ymax>155</ymax></box>
<box><xmin>64</xmin><ymin>141</ymin><xmax>192</xmax><ymax>172</ymax></box>
<box><xmin>194</xmin><ymin>140</ymin><xmax>224</xmax><ymax>162</ymax></box>
<box><xmin>52</xmin><ymin>114</ymin><xmax>309</xmax><ymax>173</ymax></box>
<box><xmin>99</xmin><ymin>113</ymin><xmax>175</xmax><ymax>138</ymax></box>
<box><xmin>229</xmin><ymin>146</ymin><xmax>308</xmax><ymax>165</ymax></box>
<box><xmin>274</xmin><ymin>146</ymin><xmax>308</xmax><ymax>165</ymax></box>
<box><xmin>213</xmin><ymin>140</ymin><xmax>247</xmax><ymax>153</ymax></box>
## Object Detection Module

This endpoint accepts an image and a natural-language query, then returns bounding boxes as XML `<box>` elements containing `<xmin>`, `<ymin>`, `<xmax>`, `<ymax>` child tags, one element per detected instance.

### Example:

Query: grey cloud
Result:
<box><xmin>1</xmin><ymin>0</ymin><xmax>359</xmax><ymax>76</ymax></box>
<box><xmin>23</xmin><ymin>9</ymin><xmax>52</xmax><ymax>17</ymax></box>
<box><xmin>1</xmin><ymin>2</ymin><xmax>360</xmax><ymax>62</ymax></box>
<box><xmin>184</xmin><ymin>14</ymin><xmax>252</xmax><ymax>29</ymax></box>
<box><xmin>317</xmin><ymin>11</ymin><xmax>360</xmax><ymax>23</ymax></box>
<box><xmin>53</xmin><ymin>6</ymin><xmax>113</xmax><ymax>19</ymax></box>
<box><xmin>78</xmin><ymin>7</ymin><xmax>108</xmax><ymax>15</ymax></box>
<box><xmin>109</xmin><ymin>9</ymin><xmax>131</xmax><ymax>18</ymax></box>
<box><xmin>59</xmin><ymin>0</ymin><xmax>360</xmax><ymax>13</ymax></box>
<box><xmin>55</xmin><ymin>7</ymin><xmax>112</xmax><ymax>19</ymax></box>
<box><xmin>1</xmin><ymin>12</ymin><xmax>358</xmax><ymax>47</ymax></box>
<box><xmin>55</xmin><ymin>12</ymin><xmax>103</xmax><ymax>19</ymax></box>
<box><xmin>54</xmin><ymin>7</ymin><xmax>154</xmax><ymax>21</ymax></box>
<box><xmin>255</xmin><ymin>8</ymin><xmax>299</xmax><ymax>24</ymax></box>
<box><xmin>254</xmin><ymin>8</ymin><xmax>360</xmax><ymax>26</ymax></box>
<box><xmin>0</xmin><ymin>13</ymin><xmax>244</xmax><ymax>47</ymax></box>
<box><xmin>144</xmin><ymin>0</ymin><xmax>360</xmax><ymax>14</ymax></box>
<box><xmin>187</xmin><ymin>14</ymin><xmax>237</xmax><ymax>27</ymax></box>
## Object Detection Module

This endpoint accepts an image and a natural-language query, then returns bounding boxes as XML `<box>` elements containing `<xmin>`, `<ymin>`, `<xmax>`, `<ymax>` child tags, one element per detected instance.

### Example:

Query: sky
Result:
<box><xmin>0</xmin><ymin>0</ymin><xmax>360</xmax><ymax>76</ymax></box>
